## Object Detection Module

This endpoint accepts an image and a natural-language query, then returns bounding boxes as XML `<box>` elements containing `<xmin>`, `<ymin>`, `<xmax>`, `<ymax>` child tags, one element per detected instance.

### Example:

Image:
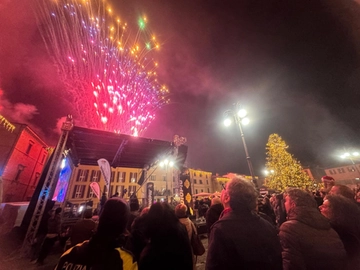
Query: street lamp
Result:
<box><xmin>159</xmin><ymin>158</ymin><xmax>174</xmax><ymax>202</ymax></box>
<box><xmin>224</xmin><ymin>104</ymin><xmax>258</xmax><ymax>188</ymax></box>
<box><xmin>340</xmin><ymin>151</ymin><xmax>360</xmax><ymax>179</ymax></box>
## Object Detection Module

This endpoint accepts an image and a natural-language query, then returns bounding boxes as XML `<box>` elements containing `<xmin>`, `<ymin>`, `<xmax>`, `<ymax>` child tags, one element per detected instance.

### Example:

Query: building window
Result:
<box><xmin>118</xmin><ymin>185</ymin><xmax>125</xmax><ymax>196</ymax></box>
<box><xmin>41</xmin><ymin>154</ymin><xmax>47</xmax><ymax>164</ymax></box>
<box><xmin>206</xmin><ymin>174</ymin><xmax>208</xmax><ymax>179</ymax></box>
<box><xmin>90</xmin><ymin>170</ymin><xmax>101</xmax><ymax>182</ymax></box>
<box><xmin>128</xmin><ymin>185</ymin><xmax>136</xmax><ymax>196</ymax></box>
<box><xmin>14</xmin><ymin>164</ymin><xmax>25</xmax><ymax>181</ymax></box>
<box><xmin>337</xmin><ymin>168</ymin><xmax>345</xmax><ymax>173</ymax></box>
<box><xmin>33</xmin><ymin>172</ymin><xmax>41</xmax><ymax>186</ymax></box>
<box><xmin>26</xmin><ymin>141</ymin><xmax>34</xmax><ymax>155</ymax></box>
<box><xmin>194</xmin><ymin>172</ymin><xmax>196</xmax><ymax>177</ymax></box>
<box><xmin>195</xmin><ymin>189</ymin><xmax>198</xmax><ymax>194</ymax></box>
<box><xmin>72</xmin><ymin>185</ymin><xmax>85</xmax><ymax>198</ymax></box>
<box><xmin>348</xmin><ymin>167</ymin><xmax>355</xmax><ymax>172</ymax></box>
<box><xmin>130</xmin><ymin>172</ymin><xmax>138</xmax><ymax>183</ymax></box>
<box><xmin>110</xmin><ymin>171</ymin><xmax>115</xmax><ymax>182</ymax></box>
<box><xmin>87</xmin><ymin>186</ymin><xmax>96</xmax><ymax>198</ymax></box>
<box><xmin>193</xmin><ymin>179</ymin><xmax>197</xmax><ymax>184</ymax></box>
<box><xmin>200</xmin><ymin>173</ymin><xmax>202</xmax><ymax>177</ymax></box>
<box><xmin>117</xmin><ymin>172</ymin><xmax>126</xmax><ymax>183</ymax></box>
<box><xmin>201</xmin><ymin>189</ymin><xmax>203</xmax><ymax>192</ymax></box>
<box><xmin>199</xmin><ymin>180</ymin><xmax>203</xmax><ymax>184</ymax></box>
<box><xmin>206</xmin><ymin>180</ymin><xmax>209</xmax><ymax>185</ymax></box>
<box><xmin>150</xmin><ymin>175</ymin><xmax>156</xmax><ymax>181</ymax></box>
<box><xmin>76</xmin><ymin>169</ymin><xmax>89</xmax><ymax>182</ymax></box>
<box><xmin>207</xmin><ymin>188</ymin><xmax>210</xmax><ymax>192</ymax></box>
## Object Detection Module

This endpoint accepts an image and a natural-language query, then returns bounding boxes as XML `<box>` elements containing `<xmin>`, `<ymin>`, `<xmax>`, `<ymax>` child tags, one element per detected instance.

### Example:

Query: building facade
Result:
<box><xmin>189</xmin><ymin>168</ymin><xmax>213</xmax><ymax>195</ymax></box>
<box><xmin>0</xmin><ymin>124</ymin><xmax>49</xmax><ymax>202</ymax></box>
<box><xmin>64</xmin><ymin>164</ymin><xmax>182</xmax><ymax>210</ymax></box>
<box><xmin>324</xmin><ymin>163</ymin><xmax>360</xmax><ymax>189</ymax></box>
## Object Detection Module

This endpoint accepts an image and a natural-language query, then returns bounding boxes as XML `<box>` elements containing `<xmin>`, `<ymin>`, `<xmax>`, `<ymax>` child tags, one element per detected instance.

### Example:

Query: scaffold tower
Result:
<box><xmin>22</xmin><ymin>115</ymin><xmax>73</xmax><ymax>254</ymax></box>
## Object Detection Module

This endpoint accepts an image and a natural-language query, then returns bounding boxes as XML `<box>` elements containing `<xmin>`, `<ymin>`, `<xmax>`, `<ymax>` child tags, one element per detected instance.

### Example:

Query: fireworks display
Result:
<box><xmin>36</xmin><ymin>0</ymin><xmax>169</xmax><ymax>136</ymax></box>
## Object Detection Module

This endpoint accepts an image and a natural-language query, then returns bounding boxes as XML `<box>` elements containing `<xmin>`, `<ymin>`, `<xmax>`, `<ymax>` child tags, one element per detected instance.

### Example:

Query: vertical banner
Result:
<box><xmin>180</xmin><ymin>169</ymin><xmax>193</xmax><ymax>214</ymax></box>
<box><xmin>90</xmin><ymin>182</ymin><xmax>101</xmax><ymax>199</ymax></box>
<box><xmin>97</xmin><ymin>158</ymin><xmax>111</xmax><ymax>194</ymax></box>
<box><xmin>146</xmin><ymin>182</ymin><xmax>154</xmax><ymax>207</ymax></box>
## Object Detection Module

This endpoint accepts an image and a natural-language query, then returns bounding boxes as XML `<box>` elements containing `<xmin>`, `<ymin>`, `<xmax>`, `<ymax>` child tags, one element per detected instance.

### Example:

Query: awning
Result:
<box><xmin>66</xmin><ymin>126</ymin><xmax>188</xmax><ymax>169</ymax></box>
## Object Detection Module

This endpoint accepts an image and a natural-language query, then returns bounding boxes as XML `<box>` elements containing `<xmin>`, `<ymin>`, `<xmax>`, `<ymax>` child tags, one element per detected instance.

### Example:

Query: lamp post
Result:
<box><xmin>159</xmin><ymin>158</ymin><xmax>174</xmax><ymax>203</ymax></box>
<box><xmin>224</xmin><ymin>104</ymin><xmax>258</xmax><ymax>188</ymax></box>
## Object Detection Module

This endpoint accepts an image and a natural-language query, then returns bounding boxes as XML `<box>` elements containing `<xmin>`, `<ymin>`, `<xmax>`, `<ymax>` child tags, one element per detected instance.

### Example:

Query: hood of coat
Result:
<box><xmin>287</xmin><ymin>206</ymin><xmax>331</xmax><ymax>230</ymax></box>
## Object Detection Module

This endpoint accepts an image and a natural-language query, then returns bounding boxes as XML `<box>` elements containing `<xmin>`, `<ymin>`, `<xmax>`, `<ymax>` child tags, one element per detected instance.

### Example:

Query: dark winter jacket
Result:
<box><xmin>206</xmin><ymin>210</ymin><xmax>282</xmax><ymax>270</ymax></box>
<box><xmin>55</xmin><ymin>237</ymin><xmax>137</xmax><ymax>270</ymax></box>
<box><xmin>205</xmin><ymin>203</ymin><xmax>224</xmax><ymax>234</ymax></box>
<box><xmin>279</xmin><ymin>206</ymin><xmax>346</xmax><ymax>270</ymax></box>
<box><xmin>138</xmin><ymin>222</ymin><xmax>193</xmax><ymax>270</ymax></box>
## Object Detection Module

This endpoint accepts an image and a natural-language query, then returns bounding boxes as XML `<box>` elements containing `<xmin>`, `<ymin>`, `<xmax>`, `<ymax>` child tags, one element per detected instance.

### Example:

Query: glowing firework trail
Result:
<box><xmin>36</xmin><ymin>0</ymin><xmax>169</xmax><ymax>135</ymax></box>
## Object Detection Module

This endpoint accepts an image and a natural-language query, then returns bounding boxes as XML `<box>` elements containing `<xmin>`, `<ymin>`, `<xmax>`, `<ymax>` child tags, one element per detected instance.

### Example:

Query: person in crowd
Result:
<box><xmin>261</xmin><ymin>196</ymin><xmax>276</xmax><ymax>225</ymax></box>
<box><xmin>206</xmin><ymin>177</ymin><xmax>282</xmax><ymax>270</ymax></box>
<box><xmin>256</xmin><ymin>197</ymin><xmax>276</xmax><ymax>226</ymax></box>
<box><xmin>197</xmin><ymin>200</ymin><xmax>209</xmax><ymax>220</ymax></box>
<box><xmin>175</xmin><ymin>203</ymin><xmax>194</xmax><ymax>240</ymax></box>
<box><xmin>126</xmin><ymin>196</ymin><xmax>140</xmax><ymax>231</ymax></box>
<box><xmin>280</xmin><ymin>188</ymin><xmax>346</xmax><ymax>270</ymax></box>
<box><xmin>99</xmin><ymin>192</ymin><xmax>107</xmax><ymax>214</ymax></box>
<box><xmin>321</xmin><ymin>175</ymin><xmax>335</xmax><ymax>195</ymax></box>
<box><xmin>35</xmin><ymin>207</ymin><xmax>62</xmax><ymax>265</ymax></box>
<box><xmin>30</xmin><ymin>201</ymin><xmax>55</xmax><ymax>262</ymax></box>
<box><xmin>319</xmin><ymin>194</ymin><xmax>360</xmax><ymax>269</ymax></box>
<box><xmin>328</xmin><ymin>184</ymin><xmax>355</xmax><ymax>200</ymax></box>
<box><xmin>126</xmin><ymin>207</ymin><xmax>150</xmax><ymax>262</ymax></box>
<box><xmin>205</xmin><ymin>197</ymin><xmax>224</xmax><ymax>234</ymax></box>
<box><xmin>274</xmin><ymin>193</ymin><xmax>286</xmax><ymax>227</ymax></box>
<box><xmin>175</xmin><ymin>203</ymin><xmax>197</xmax><ymax>269</ymax></box>
<box><xmin>69</xmin><ymin>208</ymin><xmax>97</xmax><ymax>247</ymax></box>
<box><xmin>138</xmin><ymin>202</ymin><xmax>193</xmax><ymax>270</ymax></box>
<box><xmin>111</xmin><ymin>191</ymin><xmax>119</xmax><ymax>198</ymax></box>
<box><xmin>55</xmin><ymin>198</ymin><xmax>137</xmax><ymax>270</ymax></box>
<box><xmin>314</xmin><ymin>190</ymin><xmax>323</xmax><ymax>207</ymax></box>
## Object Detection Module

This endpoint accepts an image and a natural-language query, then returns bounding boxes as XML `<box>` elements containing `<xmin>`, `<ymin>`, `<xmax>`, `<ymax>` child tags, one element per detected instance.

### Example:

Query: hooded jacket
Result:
<box><xmin>279</xmin><ymin>206</ymin><xmax>346</xmax><ymax>270</ymax></box>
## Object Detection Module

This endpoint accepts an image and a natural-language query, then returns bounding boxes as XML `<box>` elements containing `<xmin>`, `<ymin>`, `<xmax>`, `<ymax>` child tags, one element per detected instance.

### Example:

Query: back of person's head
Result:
<box><xmin>84</xmin><ymin>208</ymin><xmax>93</xmax><ymax>219</ymax></box>
<box><xmin>285</xmin><ymin>188</ymin><xmax>317</xmax><ymax>208</ymax></box>
<box><xmin>146</xmin><ymin>202</ymin><xmax>179</xmax><ymax>238</ymax></box>
<box><xmin>324</xmin><ymin>194</ymin><xmax>360</xmax><ymax>229</ymax></box>
<box><xmin>211</xmin><ymin>197</ymin><xmax>221</xmax><ymax>205</ymax></box>
<box><xmin>175</xmin><ymin>203</ymin><xmax>187</xmax><ymax>218</ymax></box>
<box><xmin>227</xmin><ymin>177</ymin><xmax>258</xmax><ymax>212</ymax></box>
<box><xmin>97</xmin><ymin>197</ymin><xmax>129</xmax><ymax>239</ymax></box>
<box><xmin>129</xmin><ymin>196</ymin><xmax>140</xmax><ymax>212</ymax></box>
<box><xmin>329</xmin><ymin>185</ymin><xmax>355</xmax><ymax>200</ymax></box>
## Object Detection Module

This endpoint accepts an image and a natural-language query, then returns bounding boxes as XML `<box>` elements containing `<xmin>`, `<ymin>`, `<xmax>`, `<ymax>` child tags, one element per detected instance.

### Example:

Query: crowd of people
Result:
<box><xmin>31</xmin><ymin>175</ymin><xmax>360</xmax><ymax>269</ymax></box>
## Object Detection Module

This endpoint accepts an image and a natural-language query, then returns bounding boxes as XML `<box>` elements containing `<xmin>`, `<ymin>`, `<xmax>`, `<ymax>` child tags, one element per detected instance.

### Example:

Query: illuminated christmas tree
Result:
<box><xmin>265</xmin><ymin>133</ymin><xmax>313</xmax><ymax>192</ymax></box>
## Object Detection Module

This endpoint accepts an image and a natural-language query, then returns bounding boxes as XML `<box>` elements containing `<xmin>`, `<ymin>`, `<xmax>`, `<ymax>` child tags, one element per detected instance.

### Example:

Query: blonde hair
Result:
<box><xmin>175</xmin><ymin>203</ymin><xmax>188</xmax><ymax>217</ymax></box>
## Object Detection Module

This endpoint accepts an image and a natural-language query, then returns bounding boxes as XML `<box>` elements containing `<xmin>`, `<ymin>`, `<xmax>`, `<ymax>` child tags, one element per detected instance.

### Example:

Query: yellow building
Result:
<box><xmin>65</xmin><ymin>164</ymin><xmax>180</xmax><ymax>209</ymax></box>
<box><xmin>189</xmin><ymin>169</ymin><xmax>213</xmax><ymax>195</ymax></box>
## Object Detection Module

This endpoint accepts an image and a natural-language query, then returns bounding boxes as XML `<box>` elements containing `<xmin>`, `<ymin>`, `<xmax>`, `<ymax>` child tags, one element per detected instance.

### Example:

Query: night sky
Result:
<box><xmin>1</xmin><ymin>0</ymin><xmax>360</xmax><ymax>176</ymax></box>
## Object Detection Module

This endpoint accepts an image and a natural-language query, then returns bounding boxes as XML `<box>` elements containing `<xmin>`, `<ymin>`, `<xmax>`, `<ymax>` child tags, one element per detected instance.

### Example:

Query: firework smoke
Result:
<box><xmin>36</xmin><ymin>0</ymin><xmax>169</xmax><ymax>136</ymax></box>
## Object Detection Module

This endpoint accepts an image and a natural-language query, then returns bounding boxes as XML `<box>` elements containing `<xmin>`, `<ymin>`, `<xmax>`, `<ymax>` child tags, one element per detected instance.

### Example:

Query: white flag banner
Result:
<box><xmin>90</xmin><ymin>182</ymin><xmax>101</xmax><ymax>199</ymax></box>
<box><xmin>97</xmin><ymin>158</ymin><xmax>111</xmax><ymax>193</ymax></box>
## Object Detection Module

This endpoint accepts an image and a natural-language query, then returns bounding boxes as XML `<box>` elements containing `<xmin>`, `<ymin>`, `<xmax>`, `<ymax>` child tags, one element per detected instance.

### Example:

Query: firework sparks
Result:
<box><xmin>36</xmin><ymin>0</ymin><xmax>169</xmax><ymax>135</ymax></box>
